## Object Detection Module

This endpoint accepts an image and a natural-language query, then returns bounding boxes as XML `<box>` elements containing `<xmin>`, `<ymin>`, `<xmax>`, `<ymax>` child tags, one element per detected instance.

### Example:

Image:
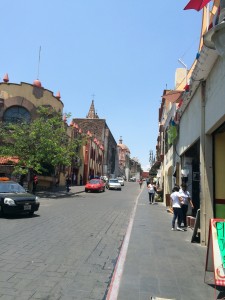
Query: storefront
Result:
<box><xmin>214</xmin><ymin>122</ymin><xmax>225</xmax><ymax>218</ymax></box>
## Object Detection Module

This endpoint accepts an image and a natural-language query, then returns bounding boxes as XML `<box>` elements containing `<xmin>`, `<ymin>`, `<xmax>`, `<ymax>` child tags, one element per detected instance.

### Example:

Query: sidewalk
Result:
<box><xmin>115</xmin><ymin>187</ymin><xmax>219</xmax><ymax>300</ymax></box>
<box><xmin>36</xmin><ymin>185</ymin><xmax>85</xmax><ymax>198</ymax></box>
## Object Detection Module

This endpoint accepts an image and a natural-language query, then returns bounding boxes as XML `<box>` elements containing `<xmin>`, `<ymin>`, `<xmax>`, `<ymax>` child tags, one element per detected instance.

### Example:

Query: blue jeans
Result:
<box><xmin>172</xmin><ymin>207</ymin><xmax>182</xmax><ymax>228</ymax></box>
<box><xmin>148</xmin><ymin>192</ymin><xmax>155</xmax><ymax>203</ymax></box>
<box><xmin>181</xmin><ymin>204</ymin><xmax>188</xmax><ymax>227</ymax></box>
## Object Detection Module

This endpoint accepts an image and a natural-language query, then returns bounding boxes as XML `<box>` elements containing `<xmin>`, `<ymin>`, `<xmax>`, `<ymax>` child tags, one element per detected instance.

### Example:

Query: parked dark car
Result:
<box><xmin>85</xmin><ymin>179</ymin><xmax>105</xmax><ymax>193</ymax></box>
<box><xmin>0</xmin><ymin>179</ymin><xmax>40</xmax><ymax>216</ymax></box>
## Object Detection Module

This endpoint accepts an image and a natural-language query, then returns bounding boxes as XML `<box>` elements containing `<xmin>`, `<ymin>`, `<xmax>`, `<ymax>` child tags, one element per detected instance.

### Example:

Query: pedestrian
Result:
<box><xmin>32</xmin><ymin>174</ymin><xmax>38</xmax><ymax>194</ymax></box>
<box><xmin>80</xmin><ymin>174</ymin><xmax>83</xmax><ymax>185</ymax></box>
<box><xmin>179</xmin><ymin>183</ymin><xmax>194</xmax><ymax>229</ymax></box>
<box><xmin>19</xmin><ymin>174</ymin><xmax>25</xmax><ymax>187</ymax></box>
<box><xmin>139</xmin><ymin>178</ymin><xmax>143</xmax><ymax>188</ymax></box>
<box><xmin>72</xmin><ymin>173</ymin><xmax>76</xmax><ymax>185</ymax></box>
<box><xmin>170</xmin><ymin>186</ymin><xmax>184</xmax><ymax>231</ymax></box>
<box><xmin>66</xmin><ymin>176</ymin><xmax>71</xmax><ymax>192</ymax></box>
<box><xmin>147</xmin><ymin>180</ymin><xmax>156</xmax><ymax>204</ymax></box>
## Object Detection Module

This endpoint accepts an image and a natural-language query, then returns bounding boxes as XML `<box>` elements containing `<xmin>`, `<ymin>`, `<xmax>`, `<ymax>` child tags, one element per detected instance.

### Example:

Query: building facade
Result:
<box><xmin>117</xmin><ymin>136</ymin><xmax>130</xmax><ymax>180</ymax></box>
<box><xmin>73</xmin><ymin>100</ymin><xmax>119</xmax><ymax>179</ymax></box>
<box><xmin>154</xmin><ymin>1</ymin><xmax>225</xmax><ymax>245</ymax></box>
<box><xmin>0</xmin><ymin>77</ymin><xmax>65</xmax><ymax>189</ymax></box>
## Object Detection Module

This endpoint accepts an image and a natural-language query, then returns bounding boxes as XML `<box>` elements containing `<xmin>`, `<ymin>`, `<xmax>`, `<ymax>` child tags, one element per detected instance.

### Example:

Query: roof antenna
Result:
<box><xmin>37</xmin><ymin>46</ymin><xmax>41</xmax><ymax>79</ymax></box>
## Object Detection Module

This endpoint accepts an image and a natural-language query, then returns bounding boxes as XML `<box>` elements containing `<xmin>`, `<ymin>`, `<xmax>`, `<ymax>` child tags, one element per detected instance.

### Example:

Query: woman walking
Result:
<box><xmin>179</xmin><ymin>183</ymin><xmax>194</xmax><ymax>229</ymax></box>
<box><xmin>170</xmin><ymin>186</ymin><xmax>184</xmax><ymax>231</ymax></box>
<box><xmin>147</xmin><ymin>180</ymin><xmax>156</xmax><ymax>204</ymax></box>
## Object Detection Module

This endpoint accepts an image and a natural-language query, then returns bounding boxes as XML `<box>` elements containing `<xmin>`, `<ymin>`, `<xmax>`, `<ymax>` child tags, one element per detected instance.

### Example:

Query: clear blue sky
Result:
<box><xmin>0</xmin><ymin>1</ymin><xmax>202</xmax><ymax>171</ymax></box>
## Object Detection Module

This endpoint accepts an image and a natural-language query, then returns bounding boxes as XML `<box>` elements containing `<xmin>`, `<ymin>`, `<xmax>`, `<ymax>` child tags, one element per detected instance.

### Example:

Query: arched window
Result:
<box><xmin>3</xmin><ymin>106</ymin><xmax>31</xmax><ymax>123</ymax></box>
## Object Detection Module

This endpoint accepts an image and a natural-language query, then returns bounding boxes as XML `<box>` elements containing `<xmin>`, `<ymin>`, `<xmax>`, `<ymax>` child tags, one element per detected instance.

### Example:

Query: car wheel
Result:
<box><xmin>29</xmin><ymin>211</ymin><xmax>34</xmax><ymax>216</ymax></box>
<box><xmin>85</xmin><ymin>189</ymin><xmax>88</xmax><ymax>193</ymax></box>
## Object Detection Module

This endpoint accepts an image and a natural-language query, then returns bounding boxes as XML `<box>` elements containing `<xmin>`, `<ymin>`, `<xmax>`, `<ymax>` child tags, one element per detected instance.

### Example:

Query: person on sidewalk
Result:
<box><xmin>170</xmin><ymin>186</ymin><xmax>184</xmax><ymax>231</ymax></box>
<box><xmin>32</xmin><ymin>174</ymin><xmax>38</xmax><ymax>194</ymax></box>
<box><xmin>139</xmin><ymin>179</ymin><xmax>143</xmax><ymax>188</ymax></box>
<box><xmin>80</xmin><ymin>174</ymin><xmax>83</xmax><ymax>186</ymax></box>
<box><xmin>66</xmin><ymin>176</ymin><xmax>71</xmax><ymax>192</ymax></box>
<box><xmin>147</xmin><ymin>180</ymin><xmax>156</xmax><ymax>204</ymax></box>
<box><xmin>179</xmin><ymin>183</ymin><xmax>194</xmax><ymax>229</ymax></box>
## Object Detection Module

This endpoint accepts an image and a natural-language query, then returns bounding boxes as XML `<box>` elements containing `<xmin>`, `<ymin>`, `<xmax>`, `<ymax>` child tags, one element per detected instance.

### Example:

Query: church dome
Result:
<box><xmin>117</xmin><ymin>137</ymin><xmax>130</xmax><ymax>153</ymax></box>
<box><xmin>117</xmin><ymin>143</ymin><xmax>130</xmax><ymax>153</ymax></box>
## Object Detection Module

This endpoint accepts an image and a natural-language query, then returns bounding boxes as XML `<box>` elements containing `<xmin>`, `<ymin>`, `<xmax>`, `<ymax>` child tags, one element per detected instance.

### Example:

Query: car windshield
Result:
<box><xmin>89</xmin><ymin>179</ymin><xmax>100</xmax><ymax>184</ymax></box>
<box><xmin>110</xmin><ymin>179</ymin><xmax>119</xmax><ymax>183</ymax></box>
<box><xmin>0</xmin><ymin>182</ymin><xmax>26</xmax><ymax>193</ymax></box>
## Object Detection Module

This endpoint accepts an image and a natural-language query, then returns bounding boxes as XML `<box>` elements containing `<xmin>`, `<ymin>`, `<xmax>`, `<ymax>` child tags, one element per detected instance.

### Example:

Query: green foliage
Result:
<box><xmin>149</xmin><ymin>167</ymin><xmax>158</xmax><ymax>176</ymax></box>
<box><xmin>0</xmin><ymin>106</ymin><xmax>82</xmax><ymax>175</ymax></box>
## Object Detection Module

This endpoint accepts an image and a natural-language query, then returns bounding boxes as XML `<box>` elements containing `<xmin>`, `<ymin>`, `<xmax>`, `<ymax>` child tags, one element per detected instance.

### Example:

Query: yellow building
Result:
<box><xmin>0</xmin><ymin>75</ymin><xmax>64</xmax><ymax>189</ymax></box>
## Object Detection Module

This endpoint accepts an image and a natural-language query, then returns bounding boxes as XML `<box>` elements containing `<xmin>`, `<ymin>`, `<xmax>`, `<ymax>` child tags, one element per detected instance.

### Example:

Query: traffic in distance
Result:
<box><xmin>84</xmin><ymin>176</ymin><xmax>126</xmax><ymax>192</ymax></box>
<box><xmin>0</xmin><ymin>175</ymin><xmax>132</xmax><ymax>217</ymax></box>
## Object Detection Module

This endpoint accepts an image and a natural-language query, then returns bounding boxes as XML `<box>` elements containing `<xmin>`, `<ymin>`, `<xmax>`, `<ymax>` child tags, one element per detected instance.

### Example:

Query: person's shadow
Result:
<box><xmin>208</xmin><ymin>284</ymin><xmax>225</xmax><ymax>299</ymax></box>
<box><xmin>217</xmin><ymin>288</ymin><xmax>225</xmax><ymax>299</ymax></box>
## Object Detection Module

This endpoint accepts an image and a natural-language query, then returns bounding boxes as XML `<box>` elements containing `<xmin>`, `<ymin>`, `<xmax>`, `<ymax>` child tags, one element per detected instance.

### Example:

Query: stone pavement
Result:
<box><xmin>36</xmin><ymin>185</ymin><xmax>85</xmax><ymax>198</ymax></box>
<box><xmin>116</xmin><ymin>187</ymin><xmax>222</xmax><ymax>300</ymax></box>
<box><xmin>35</xmin><ymin>184</ymin><xmax>224</xmax><ymax>300</ymax></box>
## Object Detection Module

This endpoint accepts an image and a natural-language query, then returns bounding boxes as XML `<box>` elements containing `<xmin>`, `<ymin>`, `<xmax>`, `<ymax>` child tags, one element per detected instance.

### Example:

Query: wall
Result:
<box><xmin>177</xmin><ymin>88</ymin><xmax>201</xmax><ymax>155</ymax></box>
<box><xmin>0</xmin><ymin>82</ymin><xmax>63</xmax><ymax>113</ymax></box>
<box><xmin>215</xmin><ymin>131</ymin><xmax>225</xmax><ymax>218</ymax></box>
<box><xmin>205</xmin><ymin>57</ymin><xmax>225</xmax><ymax>133</ymax></box>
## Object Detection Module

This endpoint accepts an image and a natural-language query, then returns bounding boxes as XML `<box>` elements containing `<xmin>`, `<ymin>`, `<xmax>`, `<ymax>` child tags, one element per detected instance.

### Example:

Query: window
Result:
<box><xmin>3</xmin><ymin>106</ymin><xmax>31</xmax><ymax>123</ymax></box>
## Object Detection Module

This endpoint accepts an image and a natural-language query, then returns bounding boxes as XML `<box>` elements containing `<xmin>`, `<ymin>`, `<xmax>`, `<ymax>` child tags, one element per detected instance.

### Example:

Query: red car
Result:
<box><xmin>85</xmin><ymin>179</ymin><xmax>106</xmax><ymax>193</ymax></box>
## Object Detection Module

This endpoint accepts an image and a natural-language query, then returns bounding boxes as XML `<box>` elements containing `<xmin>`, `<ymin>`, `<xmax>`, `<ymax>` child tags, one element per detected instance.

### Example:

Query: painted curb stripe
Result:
<box><xmin>106</xmin><ymin>189</ymin><xmax>141</xmax><ymax>300</ymax></box>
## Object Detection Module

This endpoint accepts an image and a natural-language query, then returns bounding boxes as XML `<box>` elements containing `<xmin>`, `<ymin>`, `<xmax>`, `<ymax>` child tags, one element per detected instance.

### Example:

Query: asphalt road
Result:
<box><xmin>0</xmin><ymin>182</ymin><xmax>140</xmax><ymax>300</ymax></box>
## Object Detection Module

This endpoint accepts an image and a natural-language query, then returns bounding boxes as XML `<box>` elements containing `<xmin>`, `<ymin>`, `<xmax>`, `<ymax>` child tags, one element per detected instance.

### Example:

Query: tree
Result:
<box><xmin>0</xmin><ymin>106</ymin><xmax>83</xmax><ymax>176</ymax></box>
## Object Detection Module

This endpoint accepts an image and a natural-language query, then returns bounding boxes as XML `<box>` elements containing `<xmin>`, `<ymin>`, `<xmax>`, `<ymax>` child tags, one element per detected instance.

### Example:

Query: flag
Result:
<box><xmin>184</xmin><ymin>0</ymin><xmax>211</xmax><ymax>11</ymax></box>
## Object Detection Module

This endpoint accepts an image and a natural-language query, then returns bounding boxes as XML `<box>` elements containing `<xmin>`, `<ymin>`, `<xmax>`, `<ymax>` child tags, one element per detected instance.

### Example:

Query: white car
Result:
<box><xmin>107</xmin><ymin>179</ymin><xmax>121</xmax><ymax>191</ymax></box>
<box><xmin>117</xmin><ymin>177</ymin><xmax>124</xmax><ymax>186</ymax></box>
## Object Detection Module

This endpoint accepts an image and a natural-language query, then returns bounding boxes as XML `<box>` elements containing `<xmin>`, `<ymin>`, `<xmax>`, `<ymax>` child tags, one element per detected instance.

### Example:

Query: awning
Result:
<box><xmin>161</xmin><ymin>91</ymin><xmax>183</xmax><ymax>103</ymax></box>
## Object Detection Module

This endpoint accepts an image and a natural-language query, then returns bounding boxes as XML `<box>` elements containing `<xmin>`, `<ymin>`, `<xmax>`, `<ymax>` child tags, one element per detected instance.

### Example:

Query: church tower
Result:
<box><xmin>86</xmin><ymin>100</ymin><xmax>99</xmax><ymax>119</ymax></box>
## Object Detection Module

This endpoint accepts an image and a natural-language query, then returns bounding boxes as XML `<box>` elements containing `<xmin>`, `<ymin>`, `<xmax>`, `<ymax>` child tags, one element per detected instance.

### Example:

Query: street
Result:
<box><xmin>0</xmin><ymin>182</ymin><xmax>140</xmax><ymax>300</ymax></box>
